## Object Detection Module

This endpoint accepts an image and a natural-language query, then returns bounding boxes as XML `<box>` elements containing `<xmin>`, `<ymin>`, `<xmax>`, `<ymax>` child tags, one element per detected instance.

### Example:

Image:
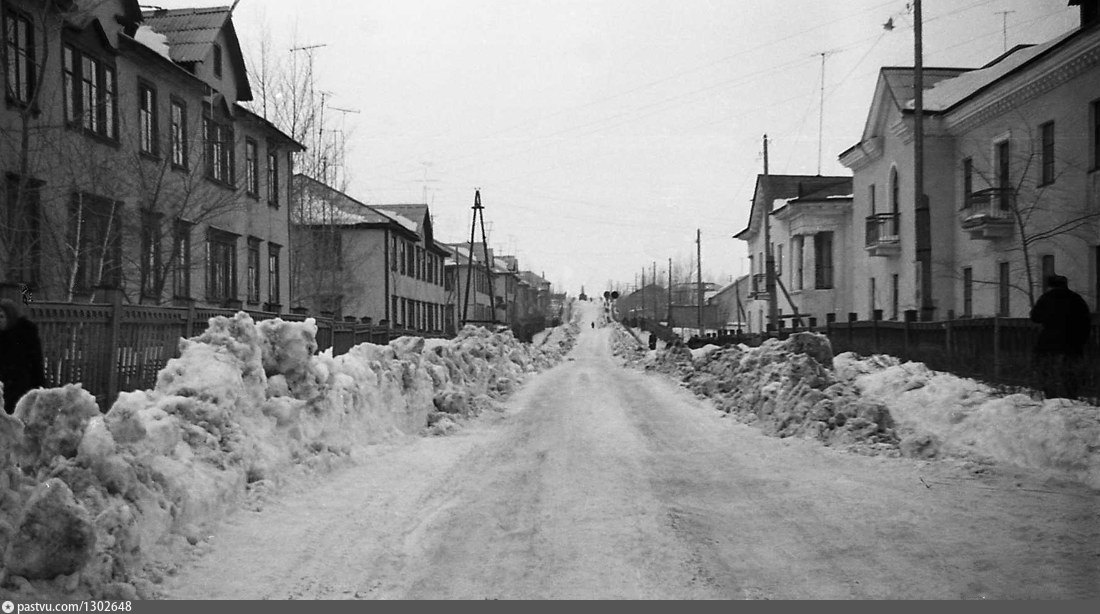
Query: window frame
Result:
<box><xmin>206</xmin><ymin>227</ymin><xmax>238</xmax><ymax>303</ymax></box>
<box><xmin>140</xmin><ymin>209</ymin><xmax>163</xmax><ymax>301</ymax></box>
<box><xmin>1039</xmin><ymin>120</ymin><xmax>1055</xmax><ymax>186</ymax></box>
<box><xmin>246</xmin><ymin>236</ymin><xmax>261</xmax><ymax>304</ymax></box>
<box><xmin>62</xmin><ymin>41</ymin><xmax>118</xmax><ymax>142</ymax></box>
<box><xmin>172</xmin><ymin>220</ymin><xmax>192</xmax><ymax>300</ymax></box>
<box><xmin>212</xmin><ymin>43</ymin><xmax>223</xmax><ymax>79</ymax></box>
<box><xmin>202</xmin><ymin>103</ymin><xmax>235</xmax><ymax>186</ymax></box>
<box><xmin>813</xmin><ymin>232</ymin><xmax>834</xmax><ymax>290</ymax></box>
<box><xmin>265</xmin><ymin>146</ymin><xmax>279</xmax><ymax>206</ymax></box>
<box><xmin>244</xmin><ymin>138</ymin><xmax>259</xmax><ymax>197</ymax></box>
<box><xmin>70</xmin><ymin>192</ymin><xmax>122</xmax><ymax>294</ymax></box>
<box><xmin>267</xmin><ymin>242</ymin><xmax>281</xmax><ymax>306</ymax></box>
<box><xmin>169</xmin><ymin>97</ymin><xmax>188</xmax><ymax>170</ymax></box>
<box><xmin>3</xmin><ymin>4</ymin><xmax>36</xmax><ymax>106</ymax></box>
<box><xmin>138</xmin><ymin>80</ymin><xmax>159</xmax><ymax>157</ymax></box>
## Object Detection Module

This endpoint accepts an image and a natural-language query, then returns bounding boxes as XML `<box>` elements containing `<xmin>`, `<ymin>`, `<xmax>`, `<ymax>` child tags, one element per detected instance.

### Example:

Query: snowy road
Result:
<box><xmin>159</xmin><ymin>318</ymin><xmax>1100</xmax><ymax>599</ymax></box>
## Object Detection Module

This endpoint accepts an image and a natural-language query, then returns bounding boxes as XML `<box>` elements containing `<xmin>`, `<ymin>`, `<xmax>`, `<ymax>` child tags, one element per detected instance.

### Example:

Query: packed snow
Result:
<box><xmin>620</xmin><ymin>329</ymin><xmax>1100</xmax><ymax>489</ymax></box>
<box><xmin>0</xmin><ymin>313</ymin><xmax>576</xmax><ymax>600</ymax></box>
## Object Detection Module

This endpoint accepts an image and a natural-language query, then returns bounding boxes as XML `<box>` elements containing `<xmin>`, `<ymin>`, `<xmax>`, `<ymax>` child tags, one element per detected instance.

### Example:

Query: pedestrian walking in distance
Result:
<box><xmin>1029</xmin><ymin>275</ymin><xmax>1092</xmax><ymax>399</ymax></box>
<box><xmin>0</xmin><ymin>298</ymin><xmax>45</xmax><ymax>414</ymax></box>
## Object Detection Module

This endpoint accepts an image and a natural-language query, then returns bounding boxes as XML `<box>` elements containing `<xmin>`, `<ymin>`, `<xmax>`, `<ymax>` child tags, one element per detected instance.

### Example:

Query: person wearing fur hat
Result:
<box><xmin>0</xmin><ymin>298</ymin><xmax>45</xmax><ymax>414</ymax></box>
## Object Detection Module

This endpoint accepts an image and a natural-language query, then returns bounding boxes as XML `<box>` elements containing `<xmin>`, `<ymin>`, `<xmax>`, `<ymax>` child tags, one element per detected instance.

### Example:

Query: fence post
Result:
<box><xmin>993</xmin><ymin>315</ymin><xmax>1001</xmax><ymax>380</ymax></box>
<box><xmin>872</xmin><ymin>309</ymin><xmax>882</xmax><ymax>354</ymax></box>
<box><xmin>104</xmin><ymin>287</ymin><xmax>123</xmax><ymax>407</ymax></box>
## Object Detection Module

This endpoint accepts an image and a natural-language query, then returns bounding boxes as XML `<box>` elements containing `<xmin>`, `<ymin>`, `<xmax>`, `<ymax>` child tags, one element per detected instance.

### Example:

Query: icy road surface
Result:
<box><xmin>160</xmin><ymin>321</ymin><xmax>1100</xmax><ymax>599</ymax></box>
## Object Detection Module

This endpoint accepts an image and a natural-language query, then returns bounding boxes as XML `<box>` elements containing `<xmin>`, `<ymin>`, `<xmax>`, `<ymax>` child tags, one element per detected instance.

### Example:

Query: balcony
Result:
<box><xmin>961</xmin><ymin>187</ymin><xmax>1014</xmax><ymax>239</ymax></box>
<box><xmin>865</xmin><ymin>212</ymin><xmax>901</xmax><ymax>257</ymax></box>
<box><xmin>749</xmin><ymin>273</ymin><xmax>769</xmax><ymax>299</ymax></box>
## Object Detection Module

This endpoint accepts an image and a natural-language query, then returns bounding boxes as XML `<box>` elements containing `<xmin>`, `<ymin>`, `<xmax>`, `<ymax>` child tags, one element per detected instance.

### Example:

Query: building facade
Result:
<box><xmin>1</xmin><ymin>1</ymin><xmax>301</xmax><ymax>310</ymax></box>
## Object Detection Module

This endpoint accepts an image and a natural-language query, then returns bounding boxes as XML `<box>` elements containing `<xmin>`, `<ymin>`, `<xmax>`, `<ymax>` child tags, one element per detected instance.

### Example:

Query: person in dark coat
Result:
<box><xmin>0</xmin><ymin>298</ymin><xmax>45</xmax><ymax>414</ymax></box>
<box><xmin>1029</xmin><ymin>275</ymin><xmax>1092</xmax><ymax>399</ymax></box>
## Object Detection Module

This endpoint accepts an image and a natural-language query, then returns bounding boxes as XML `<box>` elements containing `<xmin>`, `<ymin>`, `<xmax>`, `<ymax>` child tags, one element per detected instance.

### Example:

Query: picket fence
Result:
<box><xmin>16</xmin><ymin>289</ymin><xmax>446</xmax><ymax>409</ymax></box>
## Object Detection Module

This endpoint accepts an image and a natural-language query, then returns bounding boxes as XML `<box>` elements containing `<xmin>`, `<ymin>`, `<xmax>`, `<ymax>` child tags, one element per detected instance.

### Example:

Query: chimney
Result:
<box><xmin>1072</xmin><ymin>0</ymin><xmax>1100</xmax><ymax>29</ymax></box>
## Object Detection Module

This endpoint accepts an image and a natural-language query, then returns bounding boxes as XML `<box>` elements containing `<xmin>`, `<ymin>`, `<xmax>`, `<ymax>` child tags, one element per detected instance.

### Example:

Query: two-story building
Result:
<box><xmin>290</xmin><ymin>175</ymin><xmax>447</xmax><ymax>330</ymax></box>
<box><xmin>734</xmin><ymin>175</ymin><xmax>852</xmax><ymax>332</ymax></box>
<box><xmin>1</xmin><ymin>1</ymin><xmax>301</xmax><ymax>310</ymax></box>
<box><xmin>840</xmin><ymin>0</ymin><xmax>1100</xmax><ymax>318</ymax></box>
<box><xmin>442</xmin><ymin>242</ymin><xmax>495</xmax><ymax>331</ymax></box>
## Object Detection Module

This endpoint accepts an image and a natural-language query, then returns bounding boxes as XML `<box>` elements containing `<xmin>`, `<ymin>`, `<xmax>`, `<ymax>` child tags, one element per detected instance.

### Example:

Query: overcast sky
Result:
<box><xmin>155</xmin><ymin>0</ymin><xmax>1078</xmax><ymax>295</ymax></box>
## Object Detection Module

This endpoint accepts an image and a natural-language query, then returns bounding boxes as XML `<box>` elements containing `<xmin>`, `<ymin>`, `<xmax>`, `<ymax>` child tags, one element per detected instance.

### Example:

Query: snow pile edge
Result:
<box><xmin>0</xmin><ymin>314</ymin><xmax>575</xmax><ymax>599</ymax></box>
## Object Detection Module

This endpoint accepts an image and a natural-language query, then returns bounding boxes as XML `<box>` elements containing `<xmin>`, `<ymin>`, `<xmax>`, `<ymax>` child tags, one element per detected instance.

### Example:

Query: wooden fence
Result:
<box><xmin>824</xmin><ymin>315</ymin><xmax>1100</xmax><ymax>401</ymax></box>
<box><xmin>16</xmin><ymin>289</ymin><xmax>447</xmax><ymax>409</ymax></box>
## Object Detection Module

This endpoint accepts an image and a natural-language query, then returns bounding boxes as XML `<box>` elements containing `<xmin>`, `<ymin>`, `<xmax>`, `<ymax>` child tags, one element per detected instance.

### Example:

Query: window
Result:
<box><xmin>70</xmin><ymin>193</ymin><xmax>122</xmax><ymax>293</ymax></box>
<box><xmin>390</xmin><ymin>235</ymin><xmax>398</xmax><ymax>271</ymax></box>
<box><xmin>1041</xmin><ymin>254</ymin><xmax>1056</xmax><ymax>291</ymax></box>
<box><xmin>4</xmin><ymin>175</ymin><xmax>41</xmax><ymax>285</ymax></box>
<box><xmin>140</xmin><ymin>210</ymin><xmax>163</xmax><ymax>300</ymax></box>
<box><xmin>4</xmin><ymin>7</ymin><xmax>35</xmax><ymax>104</ymax></box>
<box><xmin>962</xmin><ymin>267</ymin><xmax>973</xmax><ymax>317</ymax></box>
<box><xmin>962</xmin><ymin>157</ymin><xmax>973</xmax><ymax>201</ymax></box>
<box><xmin>813</xmin><ymin>232</ymin><xmax>833</xmax><ymax>289</ymax></box>
<box><xmin>266</xmin><ymin>148</ymin><xmax>279</xmax><ymax>205</ymax></box>
<box><xmin>776</xmin><ymin>244</ymin><xmax>783</xmax><ymax>278</ymax></box>
<box><xmin>391</xmin><ymin>295</ymin><xmax>398</xmax><ymax>324</ymax></box>
<box><xmin>869</xmin><ymin>277</ymin><xmax>877</xmax><ymax>315</ymax></box>
<box><xmin>996</xmin><ymin>140</ymin><xmax>1011</xmax><ymax>210</ymax></box>
<box><xmin>245</xmin><ymin>138</ymin><xmax>259</xmax><ymax>196</ymax></box>
<box><xmin>444</xmin><ymin>267</ymin><xmax>453</xmax><ymax>291</ymax></box>
<box><xmin>206</xmin><ymin>228</ymin><xmax>237</xmax><ymax>302</ymax></box>
<box><xmin>792</xmin><ymin>235</ymin><xmax>804</xmax><ymax>290</ymax></box>
<box><xmin>1040</xmin><ymin>121</ymin><xmax>1055</xmax><ymax>185</ymax></box>
<box><xmin>62</xmin><ymin>44</ymin><xmax>118</xmax><ymax>139</ymax></box>
<box><xmin>138</xmin><ymin>83</ymin><xmax>158</xmax><ymax>155</ymax></box>
<box><xmin>268</xmin><ymin>243</ymin><xmax>281</xmax><ymax>305</ymax></box>
<box><xmin>212</xmin><ymin>43</ymin><xmax>222</xmax><ymax>79</ymax></box>
<box><xmin>203</xmin><ymin>105</ymin><xmax>234</xmax><ymax>184</ymax></box>
<box><xmin>998</xmin><ymin>262</ymin><xmax>1010</xmax><ymax>316</ymax></box>
<box><xmin>868</xmin><ymin>183</ymin><xmax>876</xmax><ymax>215</ymax></box>
<box><xmin>170</xmin><ymin>99</ymin><xmax>187</xmax><ymax>168</ymax></box>
<box><xmin>246</xmin><ymin>237</ymin><xmax>261</xmax><ymax>304</ymax></box>
<box><xmin>172</xmin><ymin>220</ymin><xmax>191</xmax><ymax>299</ymax></box>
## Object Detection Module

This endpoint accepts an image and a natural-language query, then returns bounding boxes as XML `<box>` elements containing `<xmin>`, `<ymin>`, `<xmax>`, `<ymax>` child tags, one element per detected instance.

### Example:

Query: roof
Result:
<box><xmin>141</xmin><ymin>6</ymin><xmax>252</xmax><ymax>101</ymax></box>
<box><xmin>292</xmin><ymin>175</ymin><xmax>395</xmax><ymax>226</ymax></box>
<box><xmin>734</xmin><ymin>175</ymin><xmax>852</xmax><ymax>239</ymax></box>
<box><xmin>914</xmin><ymin>30</ymin><xmax>1077</xmax><ymax>112</ymax></box>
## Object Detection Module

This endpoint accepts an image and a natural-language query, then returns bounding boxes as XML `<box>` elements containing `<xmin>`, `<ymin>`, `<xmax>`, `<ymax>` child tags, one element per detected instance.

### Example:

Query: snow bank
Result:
<box><xmin>634</xmin><ymin>331</ymin><xmax>898</xmax><ymax>451</ymax></box>
<box><xmin>834</xmin><ymin>353</ymin><xmax>1100</xmax><ymax>488</ymax></box>
<box><xmin>0</xmin><ymin>314</ymin><xmax>575</xmax><ymax>599</ymax></box>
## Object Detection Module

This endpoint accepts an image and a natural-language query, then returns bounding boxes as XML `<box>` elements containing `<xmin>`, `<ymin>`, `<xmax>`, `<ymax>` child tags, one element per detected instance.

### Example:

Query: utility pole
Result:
<box><xmin>914</xmin><ymin>0</ymin><xmax>933</xmax><ymax>321</ymax></box>
<box><xmin>641</xmin><ymin>267</ymin><xmax>646</xmax><ymax>321</ymax></box>
<box><xmin>667</xmin><ymin>257</ymin><xmax>673</xmax><ymax>332</ymax></box>
<box><xmin>763</xmin><ymin>134</ymin><xmax>779</xmax><ymax>333</ymax></box>
<box><xmin>697</xmin><ymin>229</ymin><xmax>704</xmax><ymax>337</ymax></box>
<box><xmin>462</xmin><ymin>190</ymin><xmax>495</xmax><ymax>326</ymax></box>
<box><xmin>652</xmin><ymin>261</ymin><xmax>657</xmax><ymax>323</ymax></box>
<box><xmin>815</xmin><ymin>50</ymin><xmax>839</xmax><ymax>176</ymax></box>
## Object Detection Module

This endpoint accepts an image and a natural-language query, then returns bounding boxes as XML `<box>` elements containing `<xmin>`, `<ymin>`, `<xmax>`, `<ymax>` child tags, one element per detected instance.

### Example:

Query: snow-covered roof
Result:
<box><xmin>134</xmin><ymin>25</ymin><xmax>171</xmax><ymax>60</ymax></box>
<box><xmin>373</xmin><ymin>209</ymin><xmax>418</xmax><ymax>233</ymax></box>
<box><xmin>909</xmin><ymin>31</ymin><xmax>1075</xmax><ymax>112</ymax></box>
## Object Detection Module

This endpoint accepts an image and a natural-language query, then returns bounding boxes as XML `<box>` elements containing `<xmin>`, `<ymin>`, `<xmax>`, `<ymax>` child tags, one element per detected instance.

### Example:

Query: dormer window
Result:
<box><xmin>212</xmin><ymin>43</ymin><xmax>223</xmax><ymax>79</ymax></box>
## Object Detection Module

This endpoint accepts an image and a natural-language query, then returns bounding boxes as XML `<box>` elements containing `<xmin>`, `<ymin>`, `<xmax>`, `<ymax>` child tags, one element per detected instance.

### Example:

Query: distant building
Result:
<box><xmin>290</xmin><ymin>175</ymin><xmax>447</xmax><ymax>330</ymax></box>
<box><xmin>734</xmin><ymin>175</ymin><xmax>852</xmax><ymax>332</ymax></box>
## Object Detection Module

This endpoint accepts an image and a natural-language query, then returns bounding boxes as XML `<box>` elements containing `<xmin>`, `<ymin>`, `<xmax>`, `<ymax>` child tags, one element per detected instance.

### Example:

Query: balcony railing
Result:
<box><xmin>865</xmin><ymin>212</ymin><xmax>900</xmax><ymax>257</ymax></box>
<box><xmin>961</xmin><ymin>187</ymin><xmax>1014</xmax><ymax>239</ymax></box>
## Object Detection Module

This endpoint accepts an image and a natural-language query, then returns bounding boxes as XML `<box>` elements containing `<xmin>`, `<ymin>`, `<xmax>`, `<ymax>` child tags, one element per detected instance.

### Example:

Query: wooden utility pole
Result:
<box><xmin>462</xmin><ymin>190</ymin><xmax>495</xmax><ymax>325</ymax></box>
<box><xmin>763</xmin><ymin>134</ymin><xmax>779</xmax><ymax>333</ymax></box>
<box><xmin>914</xmin><ymin>0</ymin><xmax>933</xmax><ymax>321</ymax></box>
<box><xmin>667</xmin><ymin>257</ymin><xmax>673</xmax><ymax>331</ymax></box>
<box><xmin>696</xmin><ymin>229</ymin><xmax>704</xmax><ymax>337</ymax></box>
<box><xmin>641</xmin><ymin>267</ymin><xmax>646</xmax><ymax>320</ymax></box>
<box><xmin>652</xmin><ymin>261</ymin><xmax>657</xmax><ymax>322</ymax></box>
